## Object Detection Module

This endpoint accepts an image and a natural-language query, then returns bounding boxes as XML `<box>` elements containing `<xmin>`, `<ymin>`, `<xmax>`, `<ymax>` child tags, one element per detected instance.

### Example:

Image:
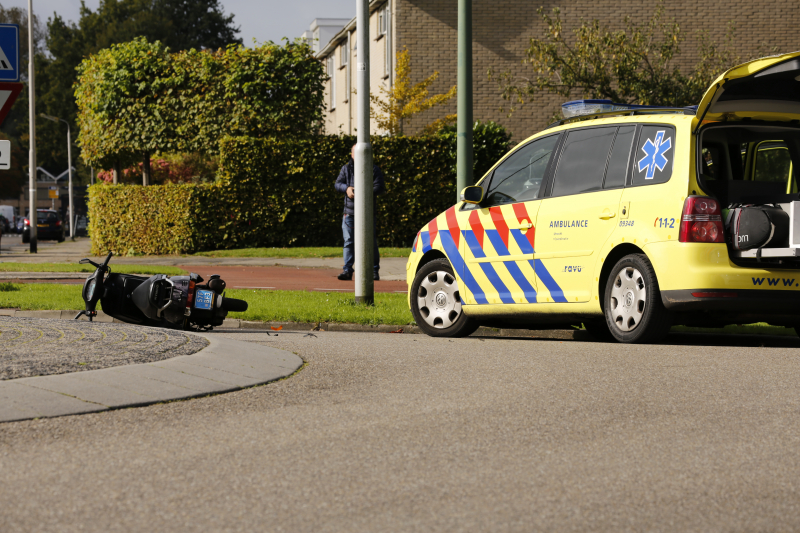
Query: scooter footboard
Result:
<box><xmin>100</xmin><ymin>273</ymin><xmax>150</xmax><ymax>324</ymax></box>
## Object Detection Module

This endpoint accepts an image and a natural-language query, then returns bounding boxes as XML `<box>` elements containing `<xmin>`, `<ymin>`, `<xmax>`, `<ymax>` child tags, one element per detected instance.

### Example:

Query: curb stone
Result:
<box><xmin>0</xmin><ymin>328</ymin><xmax>303</xmax><ymax>424</ymax></box>
<box><xmin>0</xmin><ymin>308</ymin><xmax>582</xmax><ymax>340</ymax></box>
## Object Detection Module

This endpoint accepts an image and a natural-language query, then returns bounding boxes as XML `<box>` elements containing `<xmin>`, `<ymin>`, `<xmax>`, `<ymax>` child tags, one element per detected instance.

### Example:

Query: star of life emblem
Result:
<box><xmin>637</xmin><ymin>131</ymin><xmax>672</xmax><ymax>179</ymax></box>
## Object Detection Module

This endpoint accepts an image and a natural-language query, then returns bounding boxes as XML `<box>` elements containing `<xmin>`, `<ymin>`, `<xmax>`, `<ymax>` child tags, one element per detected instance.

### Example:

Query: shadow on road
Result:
<box><xmin>472</xmin><ymin>330</ymin><xmax>800</xmax><ymax>348</ymax></box>
<box><xmin>214</xmin><ymin>328</ymin><xmax>800</xmax><ymax>349</ymax></box>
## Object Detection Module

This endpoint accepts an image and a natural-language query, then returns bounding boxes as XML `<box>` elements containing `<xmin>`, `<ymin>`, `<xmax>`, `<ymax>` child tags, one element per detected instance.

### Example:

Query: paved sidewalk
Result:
<box><xmin>0</xmin><ymin>321</ymin><xmax>303</xmax><ymax>423</ymax></box>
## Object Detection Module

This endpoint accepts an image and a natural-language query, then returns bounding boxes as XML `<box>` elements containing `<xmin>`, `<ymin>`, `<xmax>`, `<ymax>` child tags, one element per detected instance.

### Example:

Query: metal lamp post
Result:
<box><xmin>354</xmin><ymin>0</ymin><xmax>374</xmax><ymax>305</ymax></box>
<box><xmin>27</xmin><ymin>0</ymin><xmax>36</xmax><ymax>252</ymax></box>
<box><xmin>456</xmin><ymin>0</ymin><xmax>473</xmax><ymax>202</ymax></box>
<box><xmin>40</xmin><ymin>113</ymin><xmax>74</xmax><ymax>239</ymax></box>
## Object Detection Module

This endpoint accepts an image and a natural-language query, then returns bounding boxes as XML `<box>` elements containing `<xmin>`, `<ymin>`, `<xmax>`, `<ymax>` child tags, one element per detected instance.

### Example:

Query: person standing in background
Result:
<box><xmin>334</xmin><ymin>144</ymin><xmax>386</xmax><ymax>280</ymax></box>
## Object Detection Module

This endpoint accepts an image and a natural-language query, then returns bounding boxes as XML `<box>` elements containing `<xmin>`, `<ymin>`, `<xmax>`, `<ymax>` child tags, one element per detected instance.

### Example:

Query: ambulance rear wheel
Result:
<box><xmin>603</xmin><ymin>254</ymin><xmax>671</xmax><ymax>344</ymax></box>
<box><xmin>411</xmin><ymin>258</ymin><xmax>479</xmax><ymax>338</ymax></box>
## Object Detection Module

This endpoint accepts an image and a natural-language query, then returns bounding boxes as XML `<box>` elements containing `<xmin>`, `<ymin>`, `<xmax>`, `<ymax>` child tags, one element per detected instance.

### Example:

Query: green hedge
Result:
<box><xmin>89</xmin><ymin>183</ymin><xmax>197</xmax><ymax>255</ymax></box>
<box><xmin>89</xmin><ymin>124</ymin><xmax>511</xmax><ymax>255</ymax></box>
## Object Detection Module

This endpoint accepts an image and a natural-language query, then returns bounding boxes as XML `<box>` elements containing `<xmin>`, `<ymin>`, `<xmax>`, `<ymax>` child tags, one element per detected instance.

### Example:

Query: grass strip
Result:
<box><xmin>191</xmin><ymin>246</ymin><xmax>411</xmax><ymax>259</ymax></box>
<box><xmin>0</xmin><ymin>262</ymin><xmax>186</xmax><ymax>275</ymax></box>
<box><xmin>0</xmin><ymin>284</ymin><xmax>413</xmax><ymax>326</ymax></box>
<box><xmin>0</xmin><ymin>283</ymin><xmax>85</xmax><ymax>310</ymax></box>
<box><xmin>224</xmin><ymin>289</ymin><xmax>412</xmax><ymax>325</ymax></box>
<box><xmin>1</xmin><ymin>282</ymin><xmax>796</xmax><ymax>335</ymax></box>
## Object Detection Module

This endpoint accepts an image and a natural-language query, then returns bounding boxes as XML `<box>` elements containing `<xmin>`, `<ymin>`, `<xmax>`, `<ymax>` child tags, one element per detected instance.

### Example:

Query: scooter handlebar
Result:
<box><xmin>221</xmin><ymin>297</ymin><xmax>248</xmax><ymax>312</ymax></box>
<box><xmin>101</xmin><ymin>251</ymin><xmax>113</xmax><ymax>269</ymax></box>
<box><xmin>79</xmin><ymin>258</ymin><xmax>101</xmax><ymax>268</ymax></box>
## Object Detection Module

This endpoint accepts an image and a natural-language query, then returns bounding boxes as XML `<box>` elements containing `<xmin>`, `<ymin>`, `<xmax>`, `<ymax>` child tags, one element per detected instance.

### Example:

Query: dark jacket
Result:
<box><xmin>335</xmin><ymin>158</ymin><xmax>387</xmax><ymax>215</ymax></box>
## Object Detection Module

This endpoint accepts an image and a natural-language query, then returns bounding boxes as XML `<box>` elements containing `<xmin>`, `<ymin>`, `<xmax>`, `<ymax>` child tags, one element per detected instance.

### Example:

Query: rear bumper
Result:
<box><xmin>24</xmin><ymin>228</ymin><xmax>61</xmax><ymax>239</ymax></box>
<box><xmin>662</xmin><ymin>288</ymin><xmax>800</xmax><ymax>313</ymax></box>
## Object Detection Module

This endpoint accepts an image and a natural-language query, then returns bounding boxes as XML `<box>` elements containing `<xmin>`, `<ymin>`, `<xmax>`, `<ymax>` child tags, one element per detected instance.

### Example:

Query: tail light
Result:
<box><xmin>679</xmin><ymin>196</ymin><xmax>724</xmax><ymax>243</ymax></box>
<box><xmin>23</xmin><ymin>218</ymin><xmax>29</xmax><ymax>226</ymax></box>
<box><xmin>55</xmin><ymin>220</ymin><xmax>61</xmax><ymax>227</ymax></box>
<box><xmin>186</xmin><ymin>279</ymin><xmax>196</xmax><ymax>309</ymax></box>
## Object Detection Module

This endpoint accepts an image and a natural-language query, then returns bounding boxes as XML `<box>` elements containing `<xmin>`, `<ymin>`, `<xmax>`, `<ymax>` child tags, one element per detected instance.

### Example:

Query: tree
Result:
<box><xmin>490</xmin><ymin>3</ymin><xmax>739</xmax><ymax>120</ymax></box>
<box><xmin>75</xmin><ymin>38</ymin><xmax>326</xmax><ymax>176</ymax></box>
<box><xmin>0</xmin><ymin>132</ymin><xmax>28</xmax><ymax>198</ymax></box>
<box><xmin>154</xmin><ymin>0</ymin><xmax>241</xmax><ymax>51</ymax></box>
<box><xmin>29</xmin><ymin>0</ymin><xmax>242</xmax><ymax>184</ymax></box>
<box><xmin>370</xmin><ymin>47</ymin><xmax>456</xmax><ymax>136</ymax></box>
<box><xmin>0</xmin><ymin>6</ymin><xmax>47</xmax><ymax>69</ymax></box>
<box><xmin>0</xmin><ymin>7</ymin><xmax>57</xmax><ymax>183</ymax></box>
<box><xmin>75</xmin><ymin>38</ymin><xmax>178</xmax><ymax>184</ymax></box>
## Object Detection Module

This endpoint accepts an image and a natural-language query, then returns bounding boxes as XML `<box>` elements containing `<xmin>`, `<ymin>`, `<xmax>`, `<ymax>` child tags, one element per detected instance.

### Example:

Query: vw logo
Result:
<box><xmin>625</xmin><ymin>291</ymin><xmax>634</xmax><ymax>308</ymax></box>
<box><xmin>435</xmin><ymin>292</ymin><xmax>447</xmax><ymax>307</ymax></box>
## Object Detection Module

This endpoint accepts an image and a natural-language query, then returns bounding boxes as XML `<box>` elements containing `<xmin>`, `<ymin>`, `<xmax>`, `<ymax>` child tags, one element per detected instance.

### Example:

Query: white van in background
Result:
<box><xmin>0</xmin><ymin>205</ymin><xmax>16</xmax><ymax>232</ymax></box>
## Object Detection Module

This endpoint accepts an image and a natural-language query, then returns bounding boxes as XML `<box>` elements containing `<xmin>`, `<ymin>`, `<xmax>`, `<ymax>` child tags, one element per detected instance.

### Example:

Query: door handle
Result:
<box><xmin>599</xmin><ymin>210</ymin><xmax>616</xmax><ymax>220</ymax></box>
<box><xmin>519</xmin><ymin>221</ymin><xmax>533</xmax><ymax>229</ymax></box>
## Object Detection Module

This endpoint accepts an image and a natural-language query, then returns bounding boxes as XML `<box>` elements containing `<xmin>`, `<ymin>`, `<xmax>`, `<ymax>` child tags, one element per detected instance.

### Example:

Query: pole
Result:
<box><xmin>354</xmin><ymin>0</ymin><xmax>373</xmax><ymax>305</ymax></box>
<box><xmin>456</xmin><ymin>0</ymin><xmax>473</xmax><ymax>203</ymax></box>
<box><xmin>27</xmin><ymin>0</ymin><xmax>37</xmax><ymax>253</ymax></box>
<box><xmin>66</xmin><ymin>121</ymin><xmax>73</xmax><ymax>239</ymax></box>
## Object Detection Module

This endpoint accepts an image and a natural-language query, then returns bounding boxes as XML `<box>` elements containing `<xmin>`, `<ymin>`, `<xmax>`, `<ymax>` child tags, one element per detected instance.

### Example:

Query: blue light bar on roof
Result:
<box><xmin>561</xmin><ymin>99</ymin><xmax>676</xmax><ymax>118</ymax></box>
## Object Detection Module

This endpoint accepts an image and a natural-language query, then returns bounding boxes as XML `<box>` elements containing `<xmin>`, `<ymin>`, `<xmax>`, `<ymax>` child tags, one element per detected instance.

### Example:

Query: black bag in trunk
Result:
<box><xmin>730</xmin><ymin>206</ymin><xmax>789</xmax><ymax>251</ymax></box>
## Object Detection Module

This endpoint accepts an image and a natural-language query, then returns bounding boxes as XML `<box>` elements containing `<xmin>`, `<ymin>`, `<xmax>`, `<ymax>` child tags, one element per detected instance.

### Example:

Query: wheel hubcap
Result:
<box><xmin>609</xmin><ymin>266</ymin><xmax>646</xmax><ymax>332</ymax></box>
<box><xmin>417</xmin><ymin>271</ymin><xmax>462</xmax><ymax>329</ymax></box>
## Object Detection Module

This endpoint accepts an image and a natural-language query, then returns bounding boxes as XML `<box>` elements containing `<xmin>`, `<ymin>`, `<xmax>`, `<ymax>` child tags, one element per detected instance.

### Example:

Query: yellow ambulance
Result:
<box><xmin>406</xmin><ymin>51</ymin><xmax>800</xmax><ymax>343</ymax></box>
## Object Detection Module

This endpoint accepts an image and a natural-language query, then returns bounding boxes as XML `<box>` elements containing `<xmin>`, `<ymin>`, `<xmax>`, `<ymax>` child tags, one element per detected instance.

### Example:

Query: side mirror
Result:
<box><xmin>460</xmin><ymin>186</ymin><xmax>484</xmax><ymax>204</ymax></box>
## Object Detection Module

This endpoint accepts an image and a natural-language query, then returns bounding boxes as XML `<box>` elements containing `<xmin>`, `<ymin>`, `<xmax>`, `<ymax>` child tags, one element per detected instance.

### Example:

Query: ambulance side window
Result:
<box><xmin>603</xmin><ymin>126</ymin><xmax>636</xmax><ymax>189</ymax></box>
<box><xmin>754</xmin><ymin>142</ymin><xmax>792</xmax><ymax>183</ymax></box>
<box><xmin>483</xmin><ymin>134</ymin><xmax>559</xmax><ymax>207</ymax></box>
<box><xmin>551</xmin><ymin>126</ymin><xmax>616</xmax><ymax>197</ymax></box>
<box><xmin>630</xmin><ymin>125</ymin><xmax>676</xmax><ymax>186</ymax></box>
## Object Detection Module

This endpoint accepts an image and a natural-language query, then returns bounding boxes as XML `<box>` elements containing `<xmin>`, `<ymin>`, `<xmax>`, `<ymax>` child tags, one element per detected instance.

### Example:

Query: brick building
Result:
<box><xmin>317</xmin><ymin>0</ymin><xmax>800</xmax><ymax>141</ymax></box>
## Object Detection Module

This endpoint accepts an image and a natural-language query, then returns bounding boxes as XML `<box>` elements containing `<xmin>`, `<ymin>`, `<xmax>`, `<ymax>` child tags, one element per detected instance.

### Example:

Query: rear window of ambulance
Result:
<box><xmin>630</xmin><ymin>125</ymin><xmax>676</xmax><ymax>186</ymax></box>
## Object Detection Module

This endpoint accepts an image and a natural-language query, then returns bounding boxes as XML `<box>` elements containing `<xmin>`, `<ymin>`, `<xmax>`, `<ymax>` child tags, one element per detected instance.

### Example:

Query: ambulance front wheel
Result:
<box><xmin>603</xmin><ymin>254</ymin><xmax>672</xmax><ymax>344</ymax></box>
<box><xmin>411</xmin><ymin>258</ymin><xmax>479</xmax><ymax>338</ymax></box>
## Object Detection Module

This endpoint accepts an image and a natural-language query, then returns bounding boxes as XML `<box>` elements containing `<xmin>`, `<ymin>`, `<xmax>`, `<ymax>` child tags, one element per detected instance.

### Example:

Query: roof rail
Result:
<box><xmin>544</xmin><ymin>107</ymin><xmax>697</xmax><ymax>130</ymax></box>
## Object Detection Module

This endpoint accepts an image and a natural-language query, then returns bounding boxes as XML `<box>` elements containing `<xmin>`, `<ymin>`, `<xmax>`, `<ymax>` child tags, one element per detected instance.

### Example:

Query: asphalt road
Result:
<box><xmin>2</xmin><ymin>331</ymin><xmax>800</xmax><ymax>532</ymax></box>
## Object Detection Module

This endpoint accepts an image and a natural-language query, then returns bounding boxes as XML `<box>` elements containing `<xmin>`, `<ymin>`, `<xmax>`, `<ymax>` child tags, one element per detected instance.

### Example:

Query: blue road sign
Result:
<box><xmin>0</xmin><ymin>24</ymin><xmax>19</xmax><ymax>82</ymax></box>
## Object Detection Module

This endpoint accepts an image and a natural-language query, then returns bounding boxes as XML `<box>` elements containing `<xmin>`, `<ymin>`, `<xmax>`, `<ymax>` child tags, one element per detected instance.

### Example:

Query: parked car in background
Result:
<box><xmin>0</xmin><ymin>215</ymin><xmax>10</xmax><ymax>233</ymax></box>
<box><xmin>22</xmin><ymin>209</ymin><xmax>65</xmax><ymax>243</ymax></box>
<box><xmin>15</xmin><ymin>215</ymin><xmax>24</xmax><ymax>234</ymax></box>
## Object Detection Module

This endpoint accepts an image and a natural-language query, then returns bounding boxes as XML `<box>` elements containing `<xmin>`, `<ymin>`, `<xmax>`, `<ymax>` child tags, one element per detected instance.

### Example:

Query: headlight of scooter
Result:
<box><xmin>85</xmin><ymin>278</ymin><xmax>96</xmax><ymax>301</ymax></box>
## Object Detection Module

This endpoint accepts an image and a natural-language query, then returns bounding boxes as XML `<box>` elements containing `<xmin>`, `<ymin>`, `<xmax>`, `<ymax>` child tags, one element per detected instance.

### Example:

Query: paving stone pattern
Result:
<box><xmin>0</xmin><ymin>317</ymin><xmax>208</xmax><ymax>380</ymax></box>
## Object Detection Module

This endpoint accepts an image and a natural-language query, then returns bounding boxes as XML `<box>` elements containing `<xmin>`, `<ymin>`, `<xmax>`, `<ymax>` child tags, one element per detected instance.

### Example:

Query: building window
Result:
<box><xmin>378</xmin><ymin>9</ymin><xmax>387</xmax><ymax>36</ymax></box>
<box><xmin>346</xmin><ymin>34</ymin><xmax>352</xmax><ymax>98</ymax></box>
<box><xmin>341</xmin><ymin>43</ymin><xmax>348</xmax><ymax>67</ymax></box>
<box><xmin>383</xmin><ymin>3</ymin><xmax>391</xmax><ymax>78</ymax></box>
<box><xmin>327</xmin><ymin>56</ymin><xmax>336</xmax><ymax>110</ymax></box>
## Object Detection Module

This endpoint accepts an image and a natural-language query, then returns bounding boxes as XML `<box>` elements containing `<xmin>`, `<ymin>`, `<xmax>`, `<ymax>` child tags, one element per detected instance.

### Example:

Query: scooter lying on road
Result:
<box><xmin>75</xmin><ymin>252</ymin><xmax>248</xmax><ymax>331</ymax></box>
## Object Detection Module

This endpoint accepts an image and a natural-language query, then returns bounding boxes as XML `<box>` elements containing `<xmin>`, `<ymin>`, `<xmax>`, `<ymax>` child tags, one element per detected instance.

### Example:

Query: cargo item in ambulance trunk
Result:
<box><xmin>728</xmin><ymin>206</ymin><xmax>789</xmax><ymax>251</ymax></box>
